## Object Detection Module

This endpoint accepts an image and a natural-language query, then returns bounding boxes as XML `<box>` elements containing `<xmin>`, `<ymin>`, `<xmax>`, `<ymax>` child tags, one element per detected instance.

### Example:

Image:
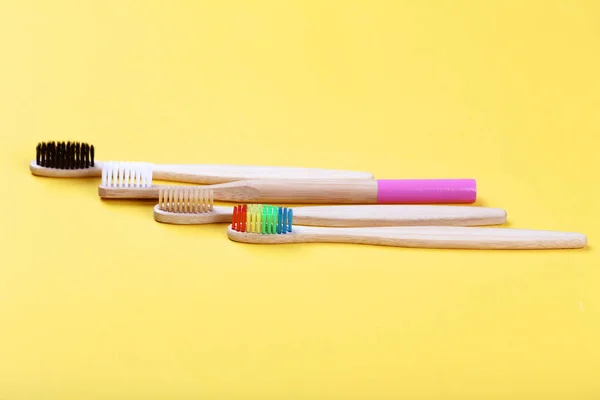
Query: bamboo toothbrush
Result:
<box><xmin>227</xmin><ymin>206</ymin><xmax>587</xmax><ymax>250</ymax></box>
<box><xmin>99</xmin><ymin>162</ymin><xmax>477</xmax><ymax>204</ymax></box>
<box><xmin>30</xmin><ymin>141</ymin><xmax>374</xmax><ymax>183</ymax></box>
<box><xmin>153</xmin><ymin>187</ymin><xmax>506</xmax><ymax>227</ymax></box>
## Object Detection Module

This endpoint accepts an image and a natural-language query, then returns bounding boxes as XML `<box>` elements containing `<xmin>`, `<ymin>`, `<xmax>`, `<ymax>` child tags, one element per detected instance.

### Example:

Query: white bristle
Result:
<box><xmin>101</xmin><ymin>166</ymin><xmax>107</xmax><ymax>186</ymax></box>
<box><xmin>158</xmin><ymin>187</ymin><xmax>214</xmax><ymax>213</ymax></box>
<box><xmin>134</xmin><ymin>168</ymin><xmax>140</xmax><ymax>188</ymax></box>
<box><xmin>124</xmin><ymin>167</ymin><xmax>130</xmax><ymax>188</ymax></box>
<box><xmin>118</xmin><ymin>164</ymin><xmax>124</xmax><ymax>187</ymax></box>
<box><xmin>101</xmin><ymin>161</ymin><xmax>153</xmax><ymax>188</ymax></box>
<box><xmin>143</xmin><ymin>164</ymin><xmax>152</xmax><ymax>187</ymax></box>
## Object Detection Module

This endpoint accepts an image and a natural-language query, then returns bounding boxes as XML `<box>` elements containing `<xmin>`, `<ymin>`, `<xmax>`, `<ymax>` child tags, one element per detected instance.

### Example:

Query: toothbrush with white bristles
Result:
<box><xmin>98</xmin><ymin>161</ymin><xmax>478</xmax><ymax>205</ymax></box>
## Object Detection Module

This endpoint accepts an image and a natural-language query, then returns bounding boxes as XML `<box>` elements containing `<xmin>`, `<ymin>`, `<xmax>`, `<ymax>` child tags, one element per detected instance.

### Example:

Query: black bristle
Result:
<box><xmin>63</xmin><ymin>142</ymin><xmax>68</xmax><ymax>169</ymax></box>
<box><xmin>66</xmin><ymin>142</ymin><xmax>72</xmax><ymax>169</ymax></box>
<box><xmin>56</xmin><ymin>142</ymin><xmax>65</xmax><ymax>169</ymax></box>
<box><xmin>69</xmin><ymin>142</ymin><xmax>75</xmax><ymax>169</ymax></box>
<box><xmin>65</xmin><ymin>142</ymin><xmax>69</xmax><ymax>169</ymax></box>
<box><xmin>49</xmin><ymin>142</ymin><xmax>55</xmax><ymax>168</ymax></box>
<box><xmin>63</xmin><ymin>142</ymin><xmax>67</xmax><ymax>169</ymax></box>
<box><xmin>70</xmin><ymin>142</ymin><xmax>75</xmax><ymax>169</ymax></box>
<box><xmin>75</xmin><ymin>142</ymin><xmax>81</xmax><ymax>168</ymax></box>
<box><xmin>86</xmin><ymin>143</ymin><xmax>91</xmax><ymax>168</ymax></box>
<box><xmin>83</xmin><ymin>143</ymin><xmax>89</xmax><ymax>168</ymax></box>
<box><xmin>40</xmin><ymin>143</ymin><xmax>46</xmax><ymax>166</ymax></box>
<box><xmin>70</xmin><ymin>141</ymin><xmax>76</xmax><ymax>169</ymax></box>
<box><xmin>35</xmin><ymin>141</ymin><xmax>96</xmax><ymax>170</ymax></box>
<box><xmin>46</xmin><ymin>142</ymin><xmax>51</xmax><ymax>167</ymax></box>
<box><xmin>58</xmin><ymin>142</ymin><xmax>65</xmax><ymax>169</ymax></box>
<box><xmin>43</xmin><ymin>142</ymin><xmax>49</xmax><ymax>167</ymax></box>
<box><xmin>76</xmin><ymin>144</ymin><xmax>81</xmax><ymax>168</ymax></box>
<box><xmin>56</xmin><ymin>142</ymin><xmax>61</xmax><ymax>169</ymax></box>
<box><xmin>81</xmin><ymin>143</ymin><xmax>88</xmax><ymax>168</ymax></box>
<box><xmin>54</xmin><ymin>142</ymin><xmax>58</xmax><ymax>169</ymax></box>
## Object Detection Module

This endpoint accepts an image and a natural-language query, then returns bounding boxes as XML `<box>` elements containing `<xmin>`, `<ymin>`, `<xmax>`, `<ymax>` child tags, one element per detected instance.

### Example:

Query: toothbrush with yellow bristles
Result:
<box><xmin>153</xmin><ymin>187</ymin><xmax>506</xmax><ymax>227</ymax></box>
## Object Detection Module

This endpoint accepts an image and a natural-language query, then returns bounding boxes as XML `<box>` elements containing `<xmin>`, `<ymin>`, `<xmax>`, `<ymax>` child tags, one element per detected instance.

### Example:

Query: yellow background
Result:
<box><xmin>1</xmin><ymin>0</ymin><xmax>598</xmax><ymax>398</ymax></box>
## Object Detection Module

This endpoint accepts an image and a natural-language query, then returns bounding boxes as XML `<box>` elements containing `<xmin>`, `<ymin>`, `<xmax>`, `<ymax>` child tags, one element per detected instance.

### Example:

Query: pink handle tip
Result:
<box><xmin>377</xmin><ymin>179</ymin><xmax>476</xmax><ymax>204</ymax></box>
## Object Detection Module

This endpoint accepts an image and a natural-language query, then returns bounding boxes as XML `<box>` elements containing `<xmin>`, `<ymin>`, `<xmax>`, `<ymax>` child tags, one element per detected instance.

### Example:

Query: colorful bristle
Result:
<box><xmin>231</xmin><ymin>204</ymin><xmax>293</xmax><ymax>234</ymax></box>
<box><xmin>36</xmin><ymin>141</ymin><xmax>94</xmax><ymax>169</ymax></box>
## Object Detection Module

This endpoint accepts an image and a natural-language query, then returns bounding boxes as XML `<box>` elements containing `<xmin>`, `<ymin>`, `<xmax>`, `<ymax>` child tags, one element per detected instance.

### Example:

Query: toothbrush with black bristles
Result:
<box><xmin>30</xmin><ymin>141</ymin><xmax>375</xmax><ymax>184</ymax></box>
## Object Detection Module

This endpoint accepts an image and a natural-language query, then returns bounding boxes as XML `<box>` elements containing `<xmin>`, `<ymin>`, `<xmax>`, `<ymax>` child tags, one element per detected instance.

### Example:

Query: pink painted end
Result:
<box><xmin>377</xmin><ymin>179</ymin><xmax>476</xmax><ymax>204</ymax></box>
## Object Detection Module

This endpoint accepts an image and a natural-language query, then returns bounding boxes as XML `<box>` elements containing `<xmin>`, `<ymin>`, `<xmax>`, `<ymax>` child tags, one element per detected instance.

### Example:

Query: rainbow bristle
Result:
<box><xmin>231</xmin><ymin>204</ymin><xmax>293</xmax><ymax>234</ymax></box>
<box><xmin>241</xmin><ymin>205</ymin><xmax>247</xmax><ymax>232</ymax></box>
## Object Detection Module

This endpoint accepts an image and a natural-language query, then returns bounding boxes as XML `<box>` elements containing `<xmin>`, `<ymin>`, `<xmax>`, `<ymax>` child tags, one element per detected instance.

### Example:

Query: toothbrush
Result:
<box><xmin>153</xmin><ymin>187</ymin><xmax>506</xmax><ymax>227</ymax></box>
<box><xmin>98</xmin><ymin>162</ymin><xmax>477</xmax><ymax>204</ymax></box>
<box><xmin>30</xmin><ymin>141</ymin><xmax>374</xmax><ymax>183</ymax></box>
<box><xmin>227</xmin><ymin>207</ymin><xmax>587</xmax><ymax>250</ymax></box>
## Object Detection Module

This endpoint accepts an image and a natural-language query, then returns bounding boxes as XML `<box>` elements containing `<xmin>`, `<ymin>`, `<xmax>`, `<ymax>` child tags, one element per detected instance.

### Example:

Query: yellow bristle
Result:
<box><xmin>183</xmin><ymin>189</ymin><xmax>188</xmax><ymax>213</ymax></box>
<box><xmin>256</xmin><ymin>204</ymin><xmax>262</xmax><ymax>233</ymax></box>
<box><xmin>245</xmin><ymin>205</ymin><xmax>250</xmax><ymax>232</ymax></box>
<box><xmin>252</xmin><ymin>205</ymin><xmax>259</xmax><ymax>233</ymax></box>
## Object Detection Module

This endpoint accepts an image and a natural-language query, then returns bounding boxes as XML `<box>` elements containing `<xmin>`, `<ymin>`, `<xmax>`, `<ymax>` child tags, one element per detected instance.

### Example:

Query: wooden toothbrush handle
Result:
<box><xmin>153</xmin><ymin>205</ymin><xmax>233</xmax><ymax>224</ymax></box>
<box><xmin>310</xmin><ymin>226</ymin><xmax>587</xmax><ymax>249</ymax></box>
<box><xmin>292</xmin><ymin>205</ymin><xmax>506</xmax><ymax>227</ymax></box>
<box><xmin>98</xmin><ymin>185</ymin><xmax>163</xmax><ymax>199</ymax></box>
<box><xmin>229</xmin><ymin>226</ymin><xmax>587</xmax><ymax>249</ymax></box>
<box><xmin>152</xmin><ymin>164</ymin><xmax>374</xmax><ymax>184</ymax></box>
<box><xmin>29</xmin><ymin>160</ymin><xmax>103</xmax><ymax>178</ymax></box>
<box><xmin>213</xmin><ymin>179</ymin><xmax>379</xmax><ymax>203</ymax></box>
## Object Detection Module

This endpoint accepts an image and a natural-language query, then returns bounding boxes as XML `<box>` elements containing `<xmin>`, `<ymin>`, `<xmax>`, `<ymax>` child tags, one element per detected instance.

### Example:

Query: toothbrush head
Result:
<box><xmin>231</xmin><ymin>204</ymin><xmax>293</xmax><ymax>234</ymax></box>
<box><xmin>158</xmin><ymin>187</ymin><xmax>214</xmax><ymax>213</ymax></box>
<box><xmin>35</xmin><ymin>141</ymin><xmax>95</xmax><ymax>169</ymax></box>
<box><xmin>31</xmin><ymin>141</ymin><xmax>100</xmax><ymax>177</ymax></box>
<box><xmin>101</xmin><ymin>161</ymin><xmax>153</xmax><ymax>188</ymax></box>
<box><xmin>153</xmin><ymin>186</ymin><xmax>231</xmax><ymax>225</ymax></box>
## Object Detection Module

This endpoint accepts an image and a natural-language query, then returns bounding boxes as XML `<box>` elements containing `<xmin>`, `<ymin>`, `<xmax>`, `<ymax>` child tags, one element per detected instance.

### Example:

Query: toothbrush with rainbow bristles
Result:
<box><xmin>98</xmin><ymin>161</ymin><xmax>478</xmax><ymax>204</ymax></box>
<box><xmin>153</xmin><ymin>187</ymin><xmax>505</xmax><ymax>227</ymax></box>
<box><xmin>226</xmin><ymin>205</ymin><xmax>587</xmax><ymax>250</ymax></box>
<box><xmin>30</xmin><ymin>141</ymin><xmax>375</xmax><ymax>183</ymax></box>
